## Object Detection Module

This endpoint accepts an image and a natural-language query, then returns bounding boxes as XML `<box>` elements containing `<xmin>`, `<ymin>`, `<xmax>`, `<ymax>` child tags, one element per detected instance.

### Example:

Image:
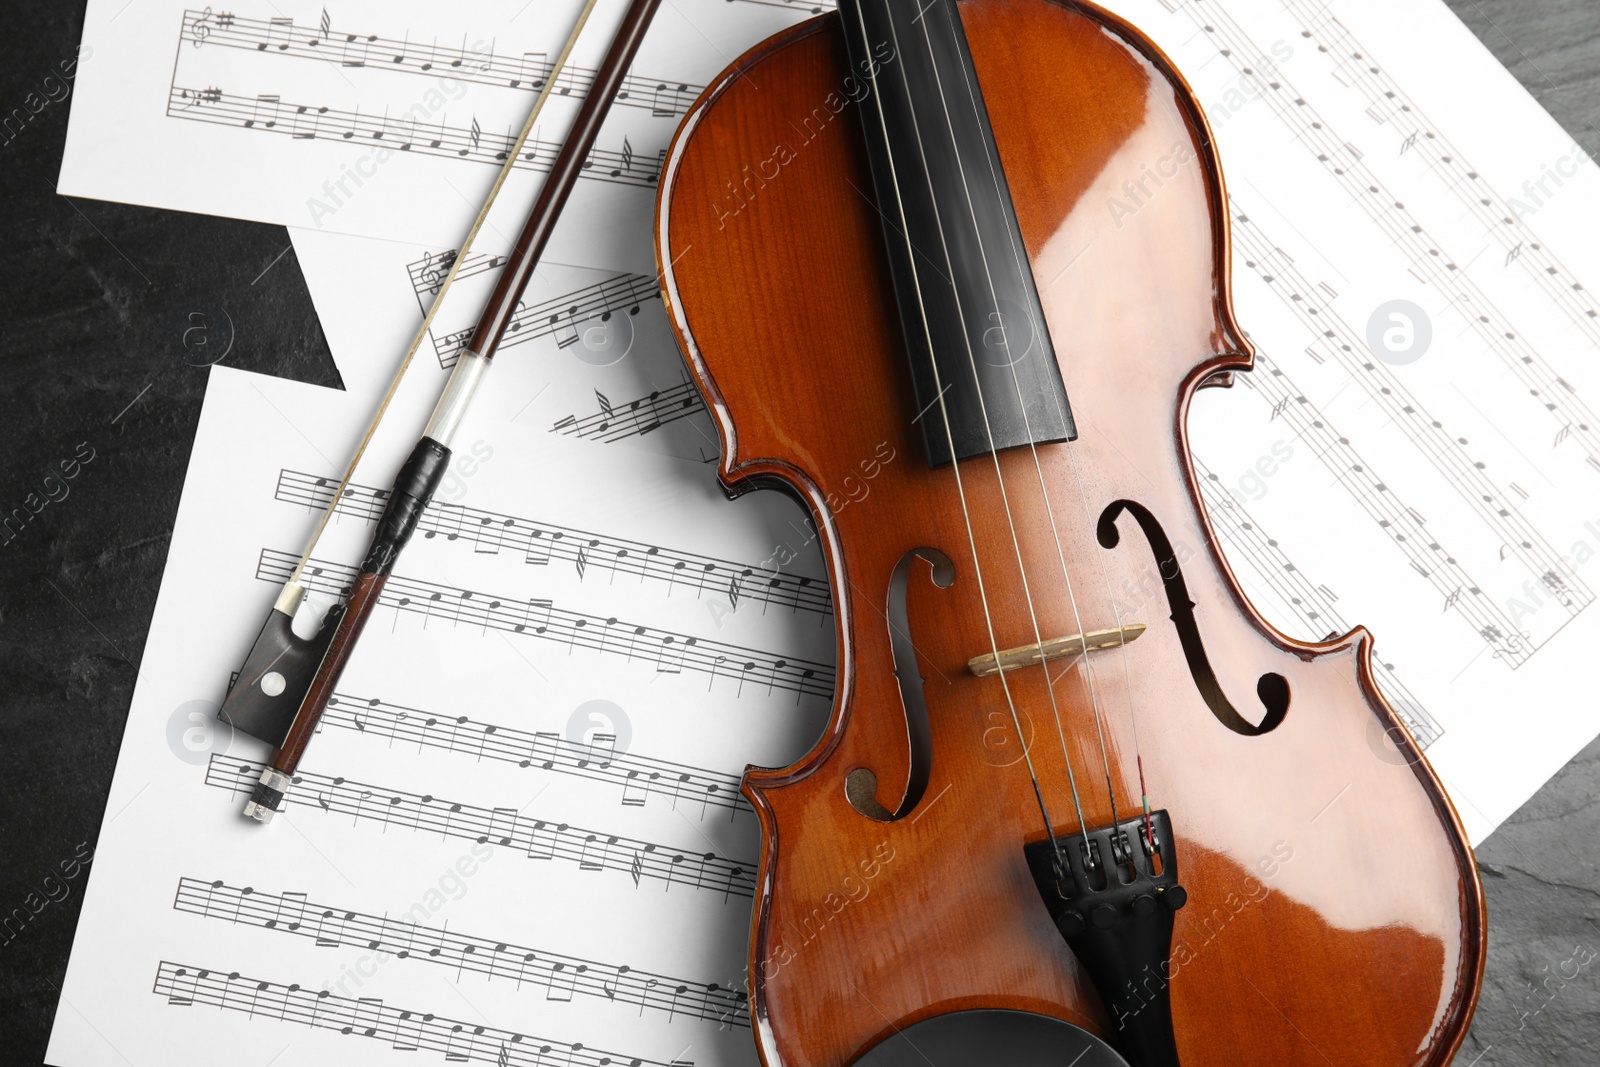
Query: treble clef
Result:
<box><xmin>190</xmin><ymin>7</ymin><xmax>215</xmax><ymax>48</ymax></box>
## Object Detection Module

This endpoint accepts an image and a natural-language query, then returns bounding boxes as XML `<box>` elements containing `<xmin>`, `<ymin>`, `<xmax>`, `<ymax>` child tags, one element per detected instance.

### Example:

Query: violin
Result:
<box><xmin>655</xmin><ymin>1</ymin><xmax>1486</xmax><ymax>1064</ymax></box>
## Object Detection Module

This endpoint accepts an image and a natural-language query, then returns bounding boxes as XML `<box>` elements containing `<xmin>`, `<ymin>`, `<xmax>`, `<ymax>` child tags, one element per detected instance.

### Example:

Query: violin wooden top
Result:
<box><xmin>656</xmin><ymin>2</ymin><xmax>1486</xmax><ymax>1063</ymax></box>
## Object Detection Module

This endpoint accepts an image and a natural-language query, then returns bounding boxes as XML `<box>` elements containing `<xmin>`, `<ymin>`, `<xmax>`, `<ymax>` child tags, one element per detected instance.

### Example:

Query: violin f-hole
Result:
<box><xmin>846</xmin><ymin>547</ymin><xmax>955</xmax><ymax>822</ymax></box>
<box><xmin>1098</xmin><ymin>500</ymin><xmax>1289</xmax><ymax>736</ymax></box>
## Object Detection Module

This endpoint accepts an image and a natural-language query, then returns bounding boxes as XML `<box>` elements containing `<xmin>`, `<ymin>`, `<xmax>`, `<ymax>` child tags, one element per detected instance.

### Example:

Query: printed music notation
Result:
<box><xmin>1171</xmin><ymin>0</ymin><xmax>1600</xmax><ymax>467</ymax></box>
<box><xmin>1228</xmin><ymin>348</ymin><xmax>1538</xmax><ymax>666</ymax></box>
<box><xmin>275</xmin><ymin>469</ymin><xmax>832</xmax><ymax>619</ymax></box>
<box><xmin>167</xmin><ymin>84</ymin><xmax>665</xmax><ymax>188</ymax></box>
<box><xmin>552</xmin><ymin>381</ymin><xmax>707</xmax><ymax>445</ymax></box>
<box><xmin>1192</xmin><ymin>456</ymin><xmax>1445</xmax><ymax>746</ymax></box>
<box><xmin>408</xmin><ymin>247</ymin><xmax>481</xmax><ymax>297</ymax></box>
<box><xmin>424</xmin><ymin>271</ymin><xmax>663</xmax><ymax>367</ymax></box>
<box><xmin>173</xmin><ymin>878</ymin><xmax>750</xmax><ymax>1027</ymax></box>
<box><xmin>205</xmin><ymin>757</ymin><xmax>759</xmax><ymax>899</ymax></box>
<box><xmin>181</xmin><ymin>8</ymin><xmax>704</xmax><ymax>118</ymax></box>
<box><xmin>1281</xmin><ymin>0</ymin><xmax>1600</xmax><ymax>354</ymax></box>
<box><xmin>394</xmin><ymin>251</ymin><xmax>718</xmax><ymax>450</ymax></box>
<box><xmin>1230</xmin><ymin>205</ymin><xmax>1593</xmax><ymax>618</ymax></box>
<box><xmin>154</xmin><ymin>960</ymin><xmax>695</xmax><ymax>1067</ymax></box>
<box><xmin>255</xmin><ymin>549</ymin><xmax>836</xmax><ymax>701</ymax></box>
<box><xmin>323</xmin><ymin>692</ymin><xmax>750</xmax><ymax>819</ymax></box>
<box><xmin>1216</xmin><ymin>308</ymin><xmax>1542</xmax><ymax>662</ymax></box>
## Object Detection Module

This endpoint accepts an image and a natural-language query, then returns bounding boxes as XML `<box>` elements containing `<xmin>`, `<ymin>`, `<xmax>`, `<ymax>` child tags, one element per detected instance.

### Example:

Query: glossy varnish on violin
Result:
<box><xmin>657</xmin><ymin>2</ymin><xmax>1486</xmax><ymax>1064</ymax></box>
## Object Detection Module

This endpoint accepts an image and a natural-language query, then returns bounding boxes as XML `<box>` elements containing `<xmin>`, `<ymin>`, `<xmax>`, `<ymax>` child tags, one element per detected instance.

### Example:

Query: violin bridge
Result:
<box><xmin>967</xmin><ymin>623</ymin><xmax>1145</xmax><ymax>677</ymax></box>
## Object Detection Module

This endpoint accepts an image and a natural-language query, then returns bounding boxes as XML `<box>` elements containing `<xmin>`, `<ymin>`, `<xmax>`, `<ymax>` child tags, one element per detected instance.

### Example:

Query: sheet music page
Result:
<box><xmin>58</xmin><ymin>0</ymin><xmax>819</xmax><ymax>271</ymax></box>
<box><xmin>293</xmin><ymin>0</ymin><xmax>1600</xmax><ymax>844</ymax></box>
<box><xmin>45</xmin><ymin>365</ymin><xmax>832</xmax><ymax>1067</ymax></box>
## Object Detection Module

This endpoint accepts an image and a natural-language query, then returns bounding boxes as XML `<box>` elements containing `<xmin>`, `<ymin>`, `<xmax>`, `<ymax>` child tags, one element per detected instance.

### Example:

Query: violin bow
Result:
<box><xmin>218</xmin><ymin>0</ymin><xmax>666</xmax><ymax>822</ymax></box>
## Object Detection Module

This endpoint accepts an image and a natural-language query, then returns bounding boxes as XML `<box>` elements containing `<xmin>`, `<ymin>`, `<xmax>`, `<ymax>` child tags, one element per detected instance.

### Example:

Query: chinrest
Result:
<box><xmin>852</xmin><ymin>1009</ymin><xmax>1130</xmax><ymax>1067</ymax></box>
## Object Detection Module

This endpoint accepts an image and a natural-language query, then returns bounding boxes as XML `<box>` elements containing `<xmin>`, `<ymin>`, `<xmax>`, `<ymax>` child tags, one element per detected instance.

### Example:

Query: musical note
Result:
<box><xmin>353</xmin><ymin>996</ymin><xmax>384</xmax><ymax>1038</ymax></box>
<box><xmin>546</xmin><ymin>962</ymin><xmax>577</xmax><ymax>1001</ymax></box>
<box><xmin>393</xmin><ymin>1010</ymin><xmax>425</xmax><ymax>1051</ymax></box>
<box><xmin>152</xmin><ymin>959</ymin><xmax>705</xmax><ymax>1060</ymax></box>
<box><xmin>161</xmin><ymin>964</ymin><xmax>201</xmax><ymax>1005</ymax></box>
<box><xmin>425</xmin><ymin>270</ymin><xmax>661</xmax><ymax>368</ymax></box>
<box><xmin>243</xmin><ymin>93</ymin><xmax>281</xmax><ymax>129</ymax></box>
<box><xmin>289</xmin><ymin>103</ymin><xmax>325</xmax><ymax>140</ymax></box>
<box><xmin>483</xmin><ymin>807</ymin><xmax>519</xmax><ymax>847</ymax></box>
<box><xmin>206</xmin><ymin>757</ymin><xmax>759</xmax><ymax>897</ymax></box>
<box><xmin>513</xmin><ymin>51</ymin><xmax>550</xmax><ymax>90</ymax></box>
<box><xmin>272</xmin><ymin>475</ymin><xmax>833</xmax><ymax>618</ymax></box>
<box><xmin>314</xmin><ymin>906</ymin><xmax>347</xmax><ymax>947</ymax></box>
<box><xmin>267</xmin><ymin>889</ymin><xmax>307</xmax><ymax>931</ymax></box>
<box><xmin>525</xmin><ymin>819</ymin><xmax>557</xmax><ymax>862</ymax></box>
<box><xmin>612</xmin><ymin>136</ymin><xmax>635</xmax><ymax>179</ymax></box>
<box><xmin>166</xmin><ymin>87</ymin><xmax>666</xmax><ymax>190</ymax></box>
<box><xmin>515</xmin><ymin>598</ymin><xmax>552</xmax><ymax>635</ymax></box>
<box><xmin>552</xmin><ymin>381</ymin><xmax>709</xmax><ymax>445</ymax></box>
<box><xmin>259</xmin><ymin>16</ymin><xmax>292</xmax><ymax>51</ymax></box>
<box><xmin>334</xmin><ymin>29</ymin><xmax>372</xmax><ymax>67</ymax></box>
<box><xmin>651</xmin><ymin>82</ymin><xmax>694</xmax><ymax>118</ymax></box>
<box><xmin>654</xmin><ymin>635</ymin><xmax>686</xmax><ymax>675</ymax></box>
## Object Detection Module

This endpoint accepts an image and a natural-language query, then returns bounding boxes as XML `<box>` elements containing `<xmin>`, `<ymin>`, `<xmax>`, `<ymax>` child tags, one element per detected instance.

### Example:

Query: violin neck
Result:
<box><xmin>838</xmin><ymin>0</ymin><xmax>1075</xmax><ymax>468</ymax></box>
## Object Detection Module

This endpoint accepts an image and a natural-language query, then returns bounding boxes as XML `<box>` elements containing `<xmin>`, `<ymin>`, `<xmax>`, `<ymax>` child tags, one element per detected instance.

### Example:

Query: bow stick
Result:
<box><xmin>219</xmin><ymin>0</ymin><xmax>665</xmax><ymax>823</ymax></box>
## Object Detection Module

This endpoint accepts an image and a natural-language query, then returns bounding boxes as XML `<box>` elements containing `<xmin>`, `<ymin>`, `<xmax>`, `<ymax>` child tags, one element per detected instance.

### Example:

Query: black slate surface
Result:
<box><xmin>0</xmin><ymin>1</ymin><xmax>1596</xmax><ymax>1064</ymax></box>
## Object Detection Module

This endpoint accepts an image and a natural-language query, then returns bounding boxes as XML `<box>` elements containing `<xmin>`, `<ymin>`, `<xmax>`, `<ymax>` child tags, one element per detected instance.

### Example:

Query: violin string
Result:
<box><xmin>847</xmin><ymin>0</ymin><xmax>1064</xmax><ymax>852</ymax></box>
<box><xmin>934</xmin><ymin>2</ymin><xmax>1153</xmax><ymax>837</ymax></box>
<box><xmin>1063</xmin><ymin>443</ymin><xmax>1153</xmax><ymax>842</ymax></box>
<box><xmin>874</xmin><ymin>2</ymin><xmax>1098</xmax><ymax>854</ymax></box>
<box><xmin>285</xmin><ymin>0</ymin><xmax>602</xmax><ymax>585</ymax></box>
<box><xmin>921</xmin><ymin>0</ymin><xmax>1123</xmax><ymax>835</ymax></box>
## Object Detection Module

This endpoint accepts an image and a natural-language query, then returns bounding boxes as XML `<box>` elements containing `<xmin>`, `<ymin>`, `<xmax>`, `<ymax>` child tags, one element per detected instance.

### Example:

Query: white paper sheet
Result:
<box><xmin>58</xmin><ymin>0</ymin><xmax>818</xmax><ymax>272</ymax></box>
<box><xmin>301</xmin><ymin>0</ymin><xmax>1600</xmax><ymax>844</ymax></box>
<box><xmin>45</xmin><ymin>366</ymin><xmax>832</xmax><ymax>1067</ymax></box>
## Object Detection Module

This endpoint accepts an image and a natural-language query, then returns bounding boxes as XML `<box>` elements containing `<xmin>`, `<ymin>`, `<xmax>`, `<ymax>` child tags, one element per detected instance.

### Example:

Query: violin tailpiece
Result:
<box><xmin>1024</xmin><ymin>812</ymin><xmax>1188</xmax><ymax>1067</ymax></box>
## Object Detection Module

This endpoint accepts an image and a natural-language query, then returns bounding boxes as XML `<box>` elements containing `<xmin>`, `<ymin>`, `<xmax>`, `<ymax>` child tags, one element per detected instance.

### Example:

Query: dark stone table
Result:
<box><xmin>0</xmin><ymin>1</ymin><xmax>1594</xmax><ymax>1063</ymax></box>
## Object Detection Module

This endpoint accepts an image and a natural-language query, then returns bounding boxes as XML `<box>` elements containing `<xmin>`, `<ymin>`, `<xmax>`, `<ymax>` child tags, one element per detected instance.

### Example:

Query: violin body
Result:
<box><xmin>656</xmin><ymin>2</ymin><xmax>1485</xmax><ymax>1064</ymax></box>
